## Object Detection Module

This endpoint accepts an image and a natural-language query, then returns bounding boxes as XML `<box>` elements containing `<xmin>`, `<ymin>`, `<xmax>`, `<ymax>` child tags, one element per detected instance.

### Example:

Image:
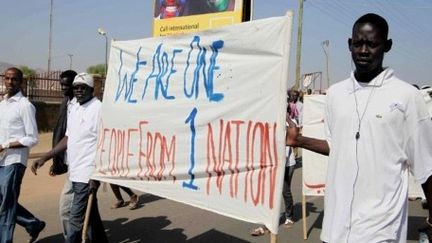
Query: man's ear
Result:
<box><xmin>384</xmin><ymin>39</ymin><xmax>392</xmax><ymax>53</ymax></box>
<box><xmin>348</xmin><ymin>38</ymin><xmax>353</xmax><ymax>51</ymax></box>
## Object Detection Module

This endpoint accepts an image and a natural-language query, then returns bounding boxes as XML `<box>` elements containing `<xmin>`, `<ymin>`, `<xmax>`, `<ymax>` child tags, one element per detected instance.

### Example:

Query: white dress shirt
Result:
<box><xmin>66</xmin><ymin>97</ymin><xmax>101</xmax><ymax>183</ymax></box>
<box><xmin>0</xmin><ymin>91</ymin><xmax>39</xmax><ymax>166</ymax></box>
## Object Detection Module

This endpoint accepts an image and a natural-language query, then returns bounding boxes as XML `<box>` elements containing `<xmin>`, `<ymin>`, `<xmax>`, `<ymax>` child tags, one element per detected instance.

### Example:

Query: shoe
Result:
<box><xmin>283</xmin><ymin>218</ymin><xmax>294</xmax><ymax>228</ymax></box>
<box><xmin>129</xmin><ymin>194</ymin><xmax>139</xmax><ymax>210</ymax></box>
<box><xmin>111</xmin><ymin>200</ymin><xmax>125</xmax><ymax>209</ymax></box>
<box><xmin>250</xmin><ymin>226</ymin><xmax>269</xmax><ymax>236</ymax></box>
<box><xmin>28</xmin><ymin>221</ymin><xmax>46</xmax><ymax>243</ymax></box>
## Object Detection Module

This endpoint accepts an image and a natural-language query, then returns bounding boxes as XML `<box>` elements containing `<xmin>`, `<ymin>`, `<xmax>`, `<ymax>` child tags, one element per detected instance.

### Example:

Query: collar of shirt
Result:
<box><xmin>346</xmin><ymin>68</ymin><xmax>394</xmax><ymax>94</ymax></box>
<box><xmin>2</xmin><ymin>91</ymin><xmax>24</xmax><ymax>103</ymax></box>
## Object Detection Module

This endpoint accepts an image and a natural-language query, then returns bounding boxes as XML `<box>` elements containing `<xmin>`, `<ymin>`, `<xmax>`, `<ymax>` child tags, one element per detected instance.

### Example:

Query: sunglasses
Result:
<box><xmin>72</xmin><ymin>85</ymin><xmax>89</xmax><ymax>91</ymax></box>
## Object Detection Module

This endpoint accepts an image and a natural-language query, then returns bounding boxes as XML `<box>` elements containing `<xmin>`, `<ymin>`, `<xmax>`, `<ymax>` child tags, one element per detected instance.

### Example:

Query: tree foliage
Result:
<box><xmin>19</xmin><ymin>65</ymin><xmax>37</xmax><ymax>89</ymax></box>
<box><xmin>86</xmin><ymin>64</ymin><xmax>106</xmax><ymax>77</ymax></box>
<box><xmin>19</xmin><ymin>65</ymin><xmax>36</xmax><ymax>78</ymax></box>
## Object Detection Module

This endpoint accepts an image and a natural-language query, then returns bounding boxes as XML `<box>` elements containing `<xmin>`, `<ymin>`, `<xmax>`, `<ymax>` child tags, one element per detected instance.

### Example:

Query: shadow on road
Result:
<box><xmin>104</xmin><ymin>216</ymin><xmax>186</xmax><ymax>242</ymax></box>
<box><xmin>188</xmin><ymin>229</ymin><xmax>251</xmax><ymax>243</ymax></box>
<box><xmin>408</xmin><ymin>215</ymin><xmax>423</xmax><ymax>241</ymax></box>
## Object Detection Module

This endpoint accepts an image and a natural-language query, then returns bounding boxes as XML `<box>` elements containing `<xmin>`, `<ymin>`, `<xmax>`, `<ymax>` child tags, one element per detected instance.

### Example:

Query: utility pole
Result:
<box><xmin>294</xmin><ymin>0</ymin><xmax>304</xmax><ymax>90</ymax></box>
<box><xmin>68</xmin><ymin>54</ymin><xmax>73</xmax><ymax>70</ymax></box>
<box><xmin>97</xmin><ymin>28</ymin><xmax>108</xmax><ymax>77</ymax></box>
<box><xmin>321</xmin><ymin>40</ymin><xmax>330</xmax><ymax>89</ymax></box>
<box><xmin>48</xmin><ymin>0</ymin><xmax>53</xmax><ymax>75</ymax></box>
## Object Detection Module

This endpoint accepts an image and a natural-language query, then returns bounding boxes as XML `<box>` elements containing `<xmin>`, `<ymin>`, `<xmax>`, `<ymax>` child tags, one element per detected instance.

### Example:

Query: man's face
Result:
<box><xmin>349</xmin><ymin>23</ymin><xmax>390</xmax><ymax>76</ymax></box>
<box><xmin>3</xmin><ymin>69</ymin><xmax>22</xmax><ymax>97</ymax></box>
<box><xmin>289</xmin><ymin>90</ymin><xmax>299</xmax><ymax>102</ymax></box>
<box><xmin>60</xmin><ymin>77</ymin><xmax>73</xmax><ymax>96</ymax></box>
<box><xmin>73</xmin><ymin>83</ymin><xmax>93</xmax><ymax>104</ymax></box>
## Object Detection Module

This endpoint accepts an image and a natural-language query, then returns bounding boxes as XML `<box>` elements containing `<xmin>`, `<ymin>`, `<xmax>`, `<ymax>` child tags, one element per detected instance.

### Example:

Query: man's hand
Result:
<box><xmin>286</xmin><ymin>115</ymin><xmax>300</xmax><ymax>147</ymax></box>
<box><xmin>88</xmin><ymin>180</ymin><xmax>100</xmax><ymax>194</ymax></box>
<box><xmin>31</xmin><ymin>159</ymin><xmax>47</xmax><ymax>175</ymax></box>
<box><xmin>418</xmin><ymin>218</ymin><xmax>432</xmax><ymax>241</ymax></box>
<box><xmin>49</xmin><ymin>165</ymin><xmax>57</xmax><ymax>177</ymax></box>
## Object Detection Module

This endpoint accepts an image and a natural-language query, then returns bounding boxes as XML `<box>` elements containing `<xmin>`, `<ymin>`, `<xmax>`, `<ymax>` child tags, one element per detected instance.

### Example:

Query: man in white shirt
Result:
<box><xmin>0</xmin><ymin>67</ymin><xmax>45</xmax><ymax>243</ymax></box>
<box><xmin>287</xmin><ymin>13</ymin><xmax>432</xmax><ymax>242</ymax></box>
<box><xmin>32</xmin><ymin>72</ymin><xmax>107</xmax><ymax>243</ymax></box>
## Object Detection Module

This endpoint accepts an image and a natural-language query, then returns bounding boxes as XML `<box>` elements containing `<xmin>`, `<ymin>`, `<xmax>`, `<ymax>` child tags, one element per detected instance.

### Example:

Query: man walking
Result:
<box><xmin>0</xmin><ymin>67</ymin><xmax>45</xmax><ymax>243</ymax></box>
<box><xmin>32</xmin><ymin>70</ymin><xmax>77</xmax><ymax>239</ymax></box>
<box><xmin>32</xmin><ymin>72</ymin><xmax>107</xmax><ymax>242</ymax></box>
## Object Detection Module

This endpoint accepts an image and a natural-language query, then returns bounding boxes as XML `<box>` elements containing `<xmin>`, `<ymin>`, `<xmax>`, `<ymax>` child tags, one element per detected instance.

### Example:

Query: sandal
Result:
<box><xmin>250</xmin><ymin>226</ymin><xmax>269</xmax><ymax>236</ymax></box>
<box><xmin>111</xmin><ymin>200</ymin><xmax>125</xmax><ymax>209</ymax></box>
<box><xmin>129</xmin><ymin>194</ymin><xmax>139</xmax><ymax>210</ymax></box>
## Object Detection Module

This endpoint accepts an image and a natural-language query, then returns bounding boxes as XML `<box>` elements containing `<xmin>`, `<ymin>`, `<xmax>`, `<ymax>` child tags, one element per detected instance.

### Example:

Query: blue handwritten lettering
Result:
<box><xmin>115</xmin><ymin>49</ymin><xmax>147</xmax><ymax>103</ymax></box>
<box><xmin>183</xmin><ymin>36</ymin><xmax>224</xmax><ymax>102</ymax></box>
<box><xmin>183</xmin><ymin>108</ymin><xmax>198</xmax><ymax>190</ymax></box>
<box><xmin>207</xmin><ymin>40</ymin><xmax>224</xmax><ymax>102</ymax></box>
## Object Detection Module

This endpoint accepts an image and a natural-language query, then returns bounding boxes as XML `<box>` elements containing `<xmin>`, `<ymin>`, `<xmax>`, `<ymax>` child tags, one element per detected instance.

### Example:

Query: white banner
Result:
<box><xmin>302</xmin><ymin>95</ymin><xmax>327</xmax><ymax>196</ymax></box>
<box><xmin>409</xmin><ymin>88</ymin><xmax>432</xmax><ymax>198</ymax></box>
<box><xmin>302</xmin><ymin>90</ymin><xmax>432</xmax><ymax>197</ymax></box>
<box><xmin>92</xmin><ymin>13</ymin><xmax>293</xmax><ymax>234</ymax></box>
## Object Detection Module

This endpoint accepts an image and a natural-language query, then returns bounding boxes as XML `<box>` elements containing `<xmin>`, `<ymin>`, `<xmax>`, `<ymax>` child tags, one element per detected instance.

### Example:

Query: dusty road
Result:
<box><xmin>13</xmin><ymin>133</ymin><xmax>427</xmax><ymax>242</ymax></box>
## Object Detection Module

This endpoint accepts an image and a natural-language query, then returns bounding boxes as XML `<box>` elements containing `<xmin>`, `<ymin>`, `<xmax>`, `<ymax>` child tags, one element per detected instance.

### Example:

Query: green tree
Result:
<box><xmin>20</xmin><ymin>65</ymin><xmax>36</xmax><ymax>78</ymax></box>
<box><xmin>19</xmin><ymin>65</ymin><xmax>37</xmax><ymax>89</ymax></box>
<box><xmin>86</xmin><ymin>64</ymin><xmax>106</xmax><ymax>77</ymax></box>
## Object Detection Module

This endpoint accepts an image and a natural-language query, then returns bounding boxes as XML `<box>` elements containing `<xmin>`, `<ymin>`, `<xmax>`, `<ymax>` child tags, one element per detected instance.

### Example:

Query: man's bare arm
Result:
<box><xmin>31</xmin><ymin>136</ymin><xmax>68</xmax><ymax>175</ymax></box>
<box><xmin>286</xmin><ymin>117</ymin><xmax>330</xmax><ymax>156</ymax></box>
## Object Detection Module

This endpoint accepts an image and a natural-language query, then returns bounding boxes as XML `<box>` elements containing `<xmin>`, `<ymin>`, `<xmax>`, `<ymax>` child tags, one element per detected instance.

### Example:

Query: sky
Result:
<box><xmin>0</xmin><ymin>0</ymin><xmax>431</xmax><ymax>87</ymax></box>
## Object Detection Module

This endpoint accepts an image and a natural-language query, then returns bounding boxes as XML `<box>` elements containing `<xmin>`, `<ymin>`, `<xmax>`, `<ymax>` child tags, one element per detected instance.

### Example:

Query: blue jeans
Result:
<box><xmin>59</xmin><ymin>177</ymin><xmax>74</xmax><ymax>239</ymax></box>
<box><xmin>67</xmin><ymin>182</ymin><xmax>107</xmax><ymax>243</ymax></box>
<box><xmin>0</xmin><ymin>164</ymin><xmax>43</xmax><ymax>243</ymax></box>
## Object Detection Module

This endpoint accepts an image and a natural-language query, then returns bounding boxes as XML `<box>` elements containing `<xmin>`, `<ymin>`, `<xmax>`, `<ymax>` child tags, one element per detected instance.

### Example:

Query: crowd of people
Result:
<box><xmin>1</xmin><ymin>12</ymin><xmax>432</xmax><ymax>243</ymax></box>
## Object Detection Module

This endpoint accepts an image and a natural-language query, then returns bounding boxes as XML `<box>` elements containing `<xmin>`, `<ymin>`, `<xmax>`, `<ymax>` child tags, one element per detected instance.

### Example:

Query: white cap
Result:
<box><xmin>73</xmin><ymin>72</ymin><xmax>94</xmax><ymax>88</ymax></box>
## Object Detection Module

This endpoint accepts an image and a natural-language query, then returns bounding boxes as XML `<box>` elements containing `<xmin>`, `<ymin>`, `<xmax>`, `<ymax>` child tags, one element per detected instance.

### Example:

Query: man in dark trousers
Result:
<box><xmin>32</xmin><ymin>70</ymin><xmax>77</xmax><ymax>239</ymax></box>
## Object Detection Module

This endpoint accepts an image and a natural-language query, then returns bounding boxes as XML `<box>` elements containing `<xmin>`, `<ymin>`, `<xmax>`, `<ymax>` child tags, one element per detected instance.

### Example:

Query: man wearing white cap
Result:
<box><xmin>32</xmin><ymin>72</ymin><xmax>107</xmax><ymax>242</ymax></box>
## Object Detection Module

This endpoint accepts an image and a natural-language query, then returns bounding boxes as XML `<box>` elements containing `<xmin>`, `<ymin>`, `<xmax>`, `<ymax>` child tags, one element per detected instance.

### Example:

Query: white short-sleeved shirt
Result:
<box><xmin>66</xmin><ymin>97</ymin><xmax>101</xmax><ymax>183</ymax></box>
<box><xmin>0</xmin><ymin>92</ymin><xmax>38</xmax><ymax>166</ymax></box>
<box><xmin>321</xmin><ymin>69</ymin><xmax>432</xmax><ymax>243</ymax></box>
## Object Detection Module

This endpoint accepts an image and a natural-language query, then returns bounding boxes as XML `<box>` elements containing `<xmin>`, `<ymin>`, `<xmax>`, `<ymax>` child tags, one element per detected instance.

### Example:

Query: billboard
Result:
<box><xmin>153</xmin><ymin>0</ymin><xmax>252</xmax><ymax>36</ymax></box>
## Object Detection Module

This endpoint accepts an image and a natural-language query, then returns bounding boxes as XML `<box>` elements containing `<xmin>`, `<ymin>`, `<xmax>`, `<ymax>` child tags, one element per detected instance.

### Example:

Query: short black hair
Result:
<box><xmin>353</xmin><ymin>13</ymin><xmax>389</xmax><ymax>39</ymax></box>
<box><xmin>5</xmin><ymin>67</ymin><xmax>24</xmax><ymax>81</ymax></box>
<box><xmin>60</xmin><ymin>70</ymin><xmax>77</xmax><ymax>84</ymax></box>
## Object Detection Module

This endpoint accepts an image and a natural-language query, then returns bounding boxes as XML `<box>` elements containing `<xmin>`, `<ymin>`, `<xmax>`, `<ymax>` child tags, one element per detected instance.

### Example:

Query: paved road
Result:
<box><xmin>14</xmin><ymin>133</ymin><xmax>427</xmax><ymax>242</ymax></box>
